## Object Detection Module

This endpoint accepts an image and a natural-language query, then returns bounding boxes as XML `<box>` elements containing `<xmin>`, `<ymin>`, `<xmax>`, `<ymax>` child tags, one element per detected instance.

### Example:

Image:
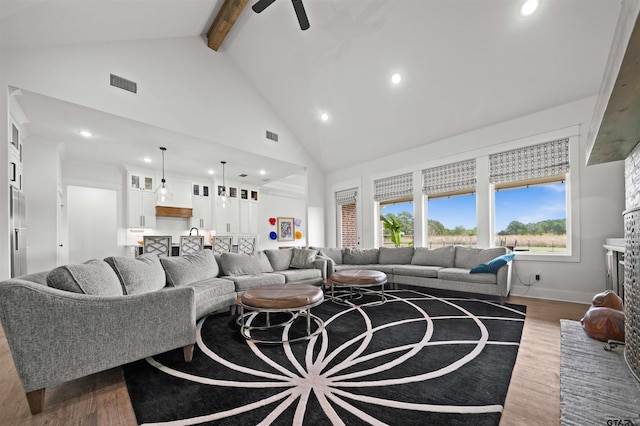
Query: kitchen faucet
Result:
<box><xmin>189</xmin><ymin>227</ymin><xmax>199</xmax><ymax>236</ymax></box>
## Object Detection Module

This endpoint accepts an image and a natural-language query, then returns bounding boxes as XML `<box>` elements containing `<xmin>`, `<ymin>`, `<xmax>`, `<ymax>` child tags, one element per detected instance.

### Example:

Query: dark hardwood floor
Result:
<box><xmin>0</xmin><ymin>295</ymin><xmax>589</xmax><ymax>425</ymax></box>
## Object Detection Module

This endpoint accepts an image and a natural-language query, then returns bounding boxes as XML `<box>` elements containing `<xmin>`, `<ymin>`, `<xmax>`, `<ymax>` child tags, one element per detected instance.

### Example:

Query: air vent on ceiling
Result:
<box><xmin>239</xmin><ymin>174</ymin><xmax>248</xmax><ymax>178</ymax></box>
<box><xmin>266</xmin><ymin>130</ymin><xmax>278</xmax><ymax>142</ymax></box>
<box><xmin>110</xmin><ymin>74</ymin><xmax>137</xmax><ymax>94</ymax></box>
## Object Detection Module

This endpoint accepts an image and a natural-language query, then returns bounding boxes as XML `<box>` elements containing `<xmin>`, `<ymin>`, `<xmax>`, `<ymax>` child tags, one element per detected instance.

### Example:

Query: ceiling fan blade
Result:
<box><xmin>292</xmin><ymin>0</ymin><xmax>310</xmax><ymax>30</ymax></box>
<box><xmin>252</xmin><ymin>0</ymin><xmax>276</xmax><ymax>13</ymax></box>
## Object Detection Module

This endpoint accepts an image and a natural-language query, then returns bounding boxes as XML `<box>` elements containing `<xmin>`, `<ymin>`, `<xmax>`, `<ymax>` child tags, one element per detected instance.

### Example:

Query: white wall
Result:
<box><xmin>258</xmin><ymin>191</ymin><xmax>307</xmax><ymax>251</ymax></box>
<box><xmin>67</xmin><ymin>186</ymin><xmax>119</xmax><ymax>263</ymax></box>
<box><xmin>326</xmin><ymin>96</ymin><xmax>625</xmax><ymax>304</ymax></box>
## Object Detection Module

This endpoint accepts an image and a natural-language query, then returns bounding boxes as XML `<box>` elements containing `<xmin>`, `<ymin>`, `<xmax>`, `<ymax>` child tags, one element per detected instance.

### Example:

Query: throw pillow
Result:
<box><xmin>47</xmin><ymin>260</ymin><xmax>123</xmax><ymax>296</ymax></box>
<box><xmin>343</xmin><ymin>248</ymin><xmax>379</xmax><ymax>265</ymax></box>
<box><xmin>256</xmin><ymin>251</ymin><xmax>274</xmax><ymax>273</ymax></box>
<box><xmin>160</xmin><ymin>249</ymin><xmax>219</xmax><ymax>286</ymax></box>
<box><xmin>104</xmin><ymin>254</ymin><xmax>166</xmax><ymax>295</ymax></box>
<box><xmin>290</xmin><ymin>248</ymin><xmax>318</xmax><ymax>269</ymax></box>
<box><xmin>264</xmin><ymin>249</ymin><xmax>294</xmax><ymax>271</ymax></box>
<box><xmin>378</xmin><ymin>247</ymin><xmax>415</xmax><ymax>264</ymax></box>
<box><xmin>470</xmin><ymin>253</ymin><xmax>515</xmax><ymax>274</ymax></box>
<box><xmin>318</xmin><ymin>247</ymin><xmax>343</xmax><ymax>265</ymax></box>
<box><xmin>219</xmin><ymin>252</ymin><xmax>263</xmax><ymax>276</ymax></box>
<box><xmin>411</xmin><ymin>246</ymin><xmax>455</xmax><ymax>268</ymax></box>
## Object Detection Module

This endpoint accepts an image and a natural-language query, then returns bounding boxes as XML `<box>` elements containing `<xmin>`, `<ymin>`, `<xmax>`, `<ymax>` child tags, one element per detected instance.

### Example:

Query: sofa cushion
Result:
<box><xmin>256</xmin><ymin>252</ymin><xmax>274</xmax><ymax>273</ymax></box>
<box><xmin>318</xmin><ymin>247</ymin><xmax>343</xmax><ymax>265</ymax></box>
<box><xmin>411</xmin><ymin>246</ymin><xmax>455</xmax><ymax>268</ymax></box>
<box><xmin>224</xmin><ymin>273</ymin><xmax>286</xmax><ymax>292</ymax></box>
<box><xmin>343</xmin><ymin>248</ymin><xmax>379</xmax><ymax>265</ymax></box>
<box><xmin>160</xmin><ymin>249</ymin><xmax>219</xmax><ymax>287</ymax></box>
<box><xmin>454</xmin><ymin>247</ymin><xmax>507</xmax><ymax>269</ymax></box>
<box><xmin>278</xmin><ymin>268</ymin><xmax>322</xmax><ymax>283</ymax></box>
<box><xmin>379</xmin><ymin>247</ymin><xmax>415</xmax><ymax>264</ymax></box>
<box><xmin>334</xmin><ymin>264</ymin><xmax>395</xmax><ymax>274</ymax></box>
<box><xmin>290</xmin><ymin>248</ymin><xmax>318</xmax><ymax>269</ymax></box>
<box><xmin>47</xmin><ymin>260</ymin><xmax>123</xmax><ymax>296</ymax></box>
<box><xmin>470</xmin><ymin>253</ymin><xmax>515</xmax><ymax>274</ymax></box>
<box><xmin>264</xmin><ymin>249</ymin><xmax>293</xmax><ymax>271</ymax></box>
<box><xmin>220</xmin><ymin>253</ymin><xmax>265</xmax><ymax>276</ymax></box>
<box><xmin>438</xmin><ymin>267</ymin><xmax>498</xmax><ymax>285</ymax></box>
<box><xmin>185</xmin><ymin>277</ymin><xmax>236</xmax><ymax>319</ymax></box>
<box><xmin>104</xmin><ymin>254</ymin><xmax>166</xmax><ymax>295</ymax></box>
<box><xmin>392</xmin><ymin>265</ymin><xmax>441</xmax><ymax>278</ymax></box>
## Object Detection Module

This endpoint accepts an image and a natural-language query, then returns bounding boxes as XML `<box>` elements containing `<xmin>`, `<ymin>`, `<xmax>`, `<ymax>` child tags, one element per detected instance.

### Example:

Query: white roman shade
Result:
<box><xmin>489</xmin><ymin>138</ymin><xmax>569</xmax><ymax>184</ymax></box>
<box><xmin>422</xmin><ymin>159</ymin><xmax>476</xmax><ymax>195</ymax></box>
<box><xmin>335</xmin><ymin>188</ymin><xmax>358</xmax><ymax>205</ymax></box>
<box><xmin>374</xmin><ymin>172</ymin><xmax>413</xmax><ymax>202</ymax></box>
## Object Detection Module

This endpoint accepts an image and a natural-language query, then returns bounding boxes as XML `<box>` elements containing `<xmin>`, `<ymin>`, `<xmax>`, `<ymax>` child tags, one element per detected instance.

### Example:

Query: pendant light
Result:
<box><xmin>156</xmin><ymin>147</ymin><xmax>172</xmax><ymax>203</ymax></box>
<box><xmin>217</xmin><ymin>161</ymin><xmax>228</xmax><ymax>208</ymax></box>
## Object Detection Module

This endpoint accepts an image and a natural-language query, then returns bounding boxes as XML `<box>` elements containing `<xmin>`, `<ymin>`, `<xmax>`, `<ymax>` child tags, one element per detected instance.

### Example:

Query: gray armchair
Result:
<box><xmin>0</xmin><ymin>272</ymin><xmax>196</xmax><ymax>414</ymax></box>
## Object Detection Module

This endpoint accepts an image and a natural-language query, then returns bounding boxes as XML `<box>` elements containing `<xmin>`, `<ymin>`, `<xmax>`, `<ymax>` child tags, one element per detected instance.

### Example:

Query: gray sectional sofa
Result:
<box><xmin>0</xmin><ymin>248</ymin><xmax>326</xmax><ymax>414</ymax></box>
<box><xmin>312</xmin><ymin>245</ymin><xmax>513</xmax><ymax>298</ymax></box>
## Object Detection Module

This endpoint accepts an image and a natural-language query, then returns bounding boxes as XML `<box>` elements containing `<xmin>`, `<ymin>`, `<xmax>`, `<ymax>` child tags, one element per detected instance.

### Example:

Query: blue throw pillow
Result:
<box><xmin>470</xmin><ymin>253</ymin><xmax>515</xmax><ymax>274</ymax></box>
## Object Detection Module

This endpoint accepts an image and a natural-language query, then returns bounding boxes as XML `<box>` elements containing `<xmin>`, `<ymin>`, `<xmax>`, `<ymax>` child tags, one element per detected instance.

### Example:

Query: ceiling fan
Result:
<box><xmin>252</xmin><ymin>0</ymin><xmax>310</xmax><ymax>31</ymax></box>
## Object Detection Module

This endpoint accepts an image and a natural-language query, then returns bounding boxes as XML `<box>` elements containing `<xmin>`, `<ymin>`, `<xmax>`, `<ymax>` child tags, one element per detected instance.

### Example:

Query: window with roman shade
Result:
<box><xmin>422</xmin><ymin>159</ymin><xmax>476</xmax><ymax>197</ymax></box>
<box><xmin>489</xmin><ymin>138</ymin><xmax>569</xmax><ymax>185</ymax></box>
<box><xmin>335</xmin><ymin>188</ymin><xmax>358</xmax><ymax>205</ymax></box>
<box><xmin>374</xmin><ymin>172</ymin><xmax>413</xmax><ymax>202</ymax></box>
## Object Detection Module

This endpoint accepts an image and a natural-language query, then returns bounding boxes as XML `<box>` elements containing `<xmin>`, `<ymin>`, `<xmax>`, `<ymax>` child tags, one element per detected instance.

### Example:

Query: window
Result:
<box><xmin>490</xmin><ymin>138</ymin><xmax>569</xmax><ymax>254</ymax></box>
<box><xmin>380</xmin><ymin>199</ymin><xmax>414</xmax><ymax>247</ymax></box>
<box><xmin>495</xmin><ymin>177</ymin><xmax>566</xmax><ymax>253</ymax></box>
<box><xmin>427</xmin><ymin>193</ymin><xmax>477</xmax><ymax>248</ymax></box>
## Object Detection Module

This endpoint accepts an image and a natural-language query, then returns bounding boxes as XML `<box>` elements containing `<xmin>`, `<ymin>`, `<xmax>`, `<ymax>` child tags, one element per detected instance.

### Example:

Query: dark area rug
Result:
<box><xmin>123</xmin><ymin>288</ymin><xmax>526</xmax><ymax>425</ymax></box>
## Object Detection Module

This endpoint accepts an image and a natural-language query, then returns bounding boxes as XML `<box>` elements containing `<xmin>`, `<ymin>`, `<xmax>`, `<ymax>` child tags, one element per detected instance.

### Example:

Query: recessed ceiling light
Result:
<box><xmin>520</xmin><ymin>0</ymin><xmax>539</xmax><ymax>16</ymax></box>
<box><xmin>143</xmin><ymin>157</ymin><xmax>152</xmax><ymax>163</ymax></box>
<box><xmin>391</xmin><ymin>73</ymin><xmax>402</xmax><ymax>84</ymax></box>
<box><xmin>79</xmin><ymin>130</ymin><xmax>92</xmax><ymax>138</ymax></box>
<box><xmin>208</xmin><ymin>169</ymin><xmax>215</xmax><ymax>175</ymax></box>
<box><xmin>320</xmin><ymin>112</ymin><xmax>329</xmax><ymax>122</ymax></box>
<box><xmin>259</xmin><ymin>169</ymin><xmax>266</xmax><ymax>175</ymax></box>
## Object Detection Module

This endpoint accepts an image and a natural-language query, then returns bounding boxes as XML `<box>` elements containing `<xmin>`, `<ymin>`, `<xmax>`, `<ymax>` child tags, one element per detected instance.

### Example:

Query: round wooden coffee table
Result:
<box><xmin>238</xmin><ymin>284</ymin><xmax>324</xmax><ymax>344</ymax></box>
<box><xmin>329</xmin><ymin>269</ymin><xmax>388</xmax><ymax>306</ymax></box>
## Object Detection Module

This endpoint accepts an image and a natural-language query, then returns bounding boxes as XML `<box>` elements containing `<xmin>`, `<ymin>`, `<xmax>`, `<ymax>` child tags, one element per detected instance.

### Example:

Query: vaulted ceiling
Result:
<box><xmin>0</xmin><ymin>0</ymin><xmax>624</xmax><ymax>176</ymax></box>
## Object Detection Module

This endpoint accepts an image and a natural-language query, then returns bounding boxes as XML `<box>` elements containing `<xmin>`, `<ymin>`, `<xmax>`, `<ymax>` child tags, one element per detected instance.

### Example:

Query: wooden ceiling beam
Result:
<box><xmin>207</xmin><ymin>0</ymin><xmax>249</xmax><ymax>52</ymax></box>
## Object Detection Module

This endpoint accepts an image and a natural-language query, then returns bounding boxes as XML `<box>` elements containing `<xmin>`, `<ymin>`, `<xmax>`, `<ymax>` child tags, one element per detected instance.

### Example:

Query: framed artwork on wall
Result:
<box><xmin>277</xmin><ymin>217</ymin><xmax>295</xmax><ymax>242</ymax></box>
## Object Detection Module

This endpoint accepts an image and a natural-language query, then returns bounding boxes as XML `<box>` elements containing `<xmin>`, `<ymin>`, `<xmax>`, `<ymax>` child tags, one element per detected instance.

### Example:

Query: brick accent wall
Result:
<box><xmin>341</xmin><ymin>203</ymin><xmax>357</xmax><ymax>248</ymax></box>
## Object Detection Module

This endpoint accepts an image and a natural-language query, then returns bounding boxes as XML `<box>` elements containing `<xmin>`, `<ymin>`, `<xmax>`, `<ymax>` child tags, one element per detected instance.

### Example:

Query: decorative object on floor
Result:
<box><xmin>269</xmin><ymin>217</ymin><xmax>276</xmax><ymax>225</ymax></box>
<box><xmin>123</xmin><ymin>288</ymin><xmax>526</xmax><ymax>425</ymax></box>
<box><xmin>581</xmin><ymin>290</ymin><xmax>625</xmax><ymax>342</ymax></box>
<box><xmin>217</xmin><ymin>161</ymin><xmax>228</xmax><ymax>208</ymax></box>
<box><xmin>277</xmin><ymin>217</ymin><xmax>295</xmax><ymax>242</ymax></box>
<box><xmin>269</xmin><ymin>231</ymin><xmax>277</xmax><ymax>240</ymax></box>
<box><xmin>560</xmin><ymin>320</ymin><xmax>640</xmax><ymax>426</ymax></box>
<box><xmin>252</xmin><ymin>0</ymin><xmax>310</xmax><ymax>31</ymax></box>
<box><xmin>155</xmin><ymin>147</ymin><xmax>172</xmax><ymax>203</ymax></box>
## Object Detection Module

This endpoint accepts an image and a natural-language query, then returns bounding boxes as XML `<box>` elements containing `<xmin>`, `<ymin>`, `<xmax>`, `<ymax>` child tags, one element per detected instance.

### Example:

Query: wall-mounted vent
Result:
<box><xmin>266</xmin><ymin>130</ymin><xmax>278</xmax><ymax>142</ymax></box>
<box><xmin>110</xmin><ymin>74</ymin><xmax>137</xmax><ymax>94</ymax></box>
<box><xmin>238</xmin><ymin>174</ymin><xmax>248</xmax><ymax>178</ymax></box>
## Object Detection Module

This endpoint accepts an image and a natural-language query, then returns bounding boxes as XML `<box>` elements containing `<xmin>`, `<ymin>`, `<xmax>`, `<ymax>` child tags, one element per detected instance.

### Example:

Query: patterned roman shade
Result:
<box><xmin>336</xmin><ymin>188</ymin><xmax>358</xmax><ymax>205</ymax></box>
<box><xmin>489</xmin><ymin>138</ymin><xmax>569</xmax><ymax>184</ymax></box>
<box><xmin>374</xmin><ymin>172</ymin><xmax>413</xmax><ymax>202</ymax></box>
<box><xmin>422</xmin><ymin>159</ymin><xmax>476</xmax><ymax>195</ymax></box>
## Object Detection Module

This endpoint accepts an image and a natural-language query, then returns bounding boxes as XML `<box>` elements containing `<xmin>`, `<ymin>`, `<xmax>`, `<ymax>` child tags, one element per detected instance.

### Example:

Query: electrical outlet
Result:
<box><xmin>535</xmin><ymin>273</ymin><xmax>541</xmax><ymax>281</ymax></box>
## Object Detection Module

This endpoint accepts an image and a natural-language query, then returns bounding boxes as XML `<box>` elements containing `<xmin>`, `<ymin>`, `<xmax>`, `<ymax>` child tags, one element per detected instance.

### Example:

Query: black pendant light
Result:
<box><xmin>156</xmin><ymin>147</ymin><xmax>172</xmax><ymax>202</ymax></box>
<box><xmin>217</xmin><ymin>161</ymin><xmax>228</xmax><ymax>208</ymax></box>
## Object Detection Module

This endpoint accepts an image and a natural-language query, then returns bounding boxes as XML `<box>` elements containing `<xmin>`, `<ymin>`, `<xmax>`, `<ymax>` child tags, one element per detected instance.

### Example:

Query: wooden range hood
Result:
<box><xmin>155</xmin><ymin>206</ymin><xmax>193</xmax><ymax>218</ymax></box>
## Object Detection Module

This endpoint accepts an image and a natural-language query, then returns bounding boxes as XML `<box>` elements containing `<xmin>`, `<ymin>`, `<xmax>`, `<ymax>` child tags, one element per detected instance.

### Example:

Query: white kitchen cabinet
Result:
<box><xmin>215</xmin><ymin>198</ymin><xmax>239</xmax><ymax>234</ymax></box>
<box><xmin>239</xmin><ymin>199</ymin><xmax>258</xmax><ymax>234</ymax></box>
<box><xmin>129</xmin><ymin>172</ymin><xmax>154</xmax><ymax>191</ymax></box>
<box><xmin>191</xmin><ymin>196</ymin><xmax>212</xmax><ymax>230</ymax></box>
<box><xmin>191</xmin><ymin>181</ymin><xmax>212</xmax><ymax>198</ymax></box>
<box><xmin>128</xmin><ymin>189</ymin><xmax>156</xmax><ymax>228</ymax></box>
